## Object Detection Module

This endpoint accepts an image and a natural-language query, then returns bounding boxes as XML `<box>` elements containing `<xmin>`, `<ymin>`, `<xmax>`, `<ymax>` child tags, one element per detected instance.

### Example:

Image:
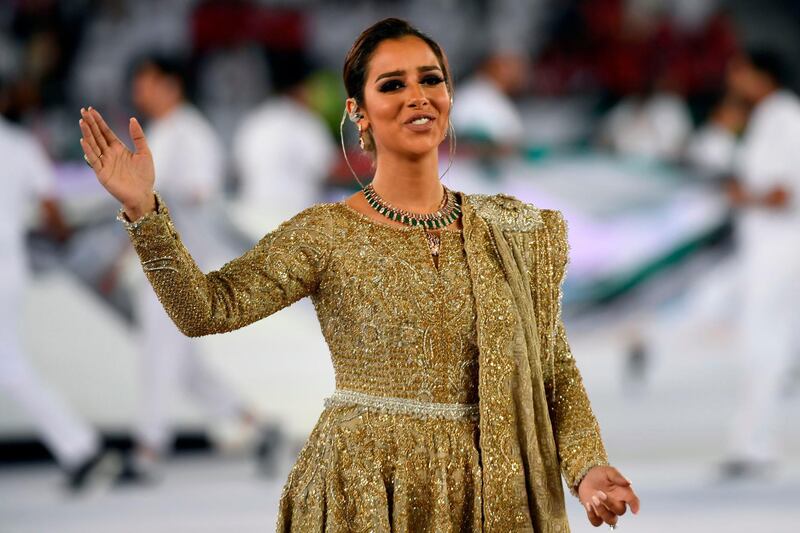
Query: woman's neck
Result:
<box><xmin>369</xmin><ymin>150</ymin><xmax>443</xmax><ymax>212</ymax></box>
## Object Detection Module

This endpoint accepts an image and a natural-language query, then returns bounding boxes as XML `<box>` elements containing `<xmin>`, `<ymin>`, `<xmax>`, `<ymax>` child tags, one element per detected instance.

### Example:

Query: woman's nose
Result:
<box><xmin>406</xmin><ymin>83</ymin><xmax>429</xmax><ymax>107</ymax></box>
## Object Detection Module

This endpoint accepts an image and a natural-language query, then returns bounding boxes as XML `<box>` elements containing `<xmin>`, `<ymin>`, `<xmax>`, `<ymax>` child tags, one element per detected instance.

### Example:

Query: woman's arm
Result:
<box><xmin>78</xmin><ymin>106</ymin><xmax>331</xmax><ymax>337</ymax></box>
<box><xmin>538</xmin><ymin>209</ymin><xmax>609</xmax><ymax>493</ymax></box>
<box><xmin>121</xmin><ymin>195</ymin><xmax>331</xmax><ymax>337</ymax></box>
<box><xmin>543</xmin><ymin>210</ymin><xmax>640</xmax><ymax>527</ymax></box>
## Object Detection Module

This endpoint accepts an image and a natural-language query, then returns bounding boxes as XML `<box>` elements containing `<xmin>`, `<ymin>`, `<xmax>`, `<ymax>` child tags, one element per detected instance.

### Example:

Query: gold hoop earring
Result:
<box><xmin>440</xmin><ymin>120</ymin><xmax>457</xmax><ymax>181</ymax></box>
<box><xmin>339</xmin><ymin>107</ymin><xmax>367</xmax><ymax>189</ymax></box>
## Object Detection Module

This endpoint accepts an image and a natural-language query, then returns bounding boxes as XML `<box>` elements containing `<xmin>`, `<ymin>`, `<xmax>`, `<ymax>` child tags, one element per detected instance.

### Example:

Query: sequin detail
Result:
<box><xmin>469</xmin><ymin>192</ymin><xmax>543</xmax><ymax>231</ymax></box>
<box><xmin>324</xmin><ymin>388</ymin><xmax>480</xmax><ymax>421</ymax></box>
<box><xmin>115</xmin><ymin>191</ymin><xmax>166</xmax><ymax>232</ymax></box>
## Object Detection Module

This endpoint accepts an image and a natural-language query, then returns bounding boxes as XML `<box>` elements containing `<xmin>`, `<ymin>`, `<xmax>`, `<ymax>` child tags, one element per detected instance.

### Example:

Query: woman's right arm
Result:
<box><xmin>79</xmin><ymin>106</ymin><xmax>330</xmax><ymax>337</ymax></box>
<box><xmin>121</xmin><ymin>195</ymin><xmax>330</xmax><ymax>337</ymax></box>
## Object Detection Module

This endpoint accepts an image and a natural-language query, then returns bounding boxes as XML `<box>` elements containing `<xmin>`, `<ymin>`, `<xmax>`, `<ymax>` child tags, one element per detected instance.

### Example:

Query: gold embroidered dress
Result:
<box><xmin>121</xmin><ymin>191</ymin><xmax>608</xmax><ymax>532</ymax></box>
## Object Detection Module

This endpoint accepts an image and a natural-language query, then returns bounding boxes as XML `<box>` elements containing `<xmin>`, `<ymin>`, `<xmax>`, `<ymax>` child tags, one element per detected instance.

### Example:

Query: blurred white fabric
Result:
<box><xmin>133</xmin><ymin>103</ymin><xmax>244</xmax><ymax>454</ymax></box>
<box><xmin>451</xmin><ymin>76</ymin><xmax>525</xmax><ymax>146</ymax></box>
<box><xmin>0</xmin><ymin>117</ymin><xmax>99</xmax><ymax>468</ymax></box>
<box><xmin>686</xmin><ymin>123</ymin><xmax>737</xmax><ymax>177</ymax></box>
<box><xmin>602</xmin><ymin>92</ymin><xmax>693</xmax><ymax>161</ymax></box>
<box><xmin>729</xmin><ymin>89</ymin><xmax>800</xmax><ymax>463</ymax></box>
<box><xmin>231</xmin><ymin>96</ymin><xmax>334</xmax><ymax>236</ymax></box>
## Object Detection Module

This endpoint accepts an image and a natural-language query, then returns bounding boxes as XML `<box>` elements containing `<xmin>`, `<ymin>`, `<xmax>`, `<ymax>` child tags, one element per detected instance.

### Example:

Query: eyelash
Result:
<box><xmin>378</xmin><ymin>75</ymin><xmax>444</xmax><ymax>93</ymax></box>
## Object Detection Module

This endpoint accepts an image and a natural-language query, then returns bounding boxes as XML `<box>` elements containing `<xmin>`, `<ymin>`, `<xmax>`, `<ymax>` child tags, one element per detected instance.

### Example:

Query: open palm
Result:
<box><xmin>78</xmin><ymin>107</ymin><xmax>154</xmax><ymax>211</ymax></box>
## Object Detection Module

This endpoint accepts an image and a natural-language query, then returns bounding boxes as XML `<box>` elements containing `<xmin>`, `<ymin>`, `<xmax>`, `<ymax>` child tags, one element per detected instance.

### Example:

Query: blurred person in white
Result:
<box><xmin>0</xmin><ymin>75</ymin><xmax>122</xmax><ymax>492</ymax></box>
<box><xmin>232</xmin><ymin>51</ymin><xmax>334</xmax><ymax>234</ymax></box>
<box><xmin>598</xmin><ymin>3</ymin><xmax>694</xmax><ymax>162</ymax></box>
<box><xmin>686</xmin><ymin>93</ymin><xmax>748</xmax><ymax>178</ymax></box>
<box><xmin>713</xmin><ymin>48</ymin><xmax>800</xmax><ymax>478</ymax></box>
<box><xmin>120</xmin><ymin>54</ymin><xmax>283</xmax><ymax>483</ymax></box>
<box><xmin>450</xmin><ymin>51</ymin><xmax>528</xmax><ymax>152</ymax></box>
<box><xmin>600</xmin><ymin>88</ymin><xmax>693</xmax><ymax>162</ymax></box>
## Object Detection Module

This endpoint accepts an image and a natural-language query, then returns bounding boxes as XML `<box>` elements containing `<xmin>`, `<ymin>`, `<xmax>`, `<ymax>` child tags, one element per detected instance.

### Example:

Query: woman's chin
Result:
<box><xmin>395</xmin><ymin>140</ymin><xmax>443</xmax><ymax>160</ymax></box>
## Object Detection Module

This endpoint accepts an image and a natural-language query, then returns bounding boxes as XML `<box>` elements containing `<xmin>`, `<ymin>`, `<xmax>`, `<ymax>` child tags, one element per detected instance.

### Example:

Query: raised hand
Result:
<box><xmin>578</xmin><ymin>465</ymin><xmax>640</xmax><ymax>528</ymax></box>
<box><xmin>78</xmin><ymin>107</ymin><xmax>156</xmax><ymax>220</ymax></box>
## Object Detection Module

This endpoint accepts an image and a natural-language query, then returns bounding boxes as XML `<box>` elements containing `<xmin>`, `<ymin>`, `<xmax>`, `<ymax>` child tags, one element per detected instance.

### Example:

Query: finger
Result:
<box><xmin>591</xmin><ymin>495</ymin><xmax>617</xmax><ymax>527</ymax></box>
<box><xmin>79</xmin><ymin>117</ymin><xmax>103</xmax><ymax>158</ymax></box>
<box><xmin>82</xmin><ymin>107</ymin><xmax>109</xmax><ymax>152</ymax></box>
<box><xmin>90</xmin><ymin>107</ymin><xmax>122</xmax><ymax>148</ymax></box>
<box><xmin>129</xmin><ymin>117</ymin><xmax>149</xmax><ymax>154</ymax></box>
<box><xmin>621</xmin><ymin>486</ymin><xmax>641</xmax><ymax>515</ymax></box>
<box><xmin>597</xmin><ymin>490</ymin><xmax>626</xmax><ymax>516</ymax></box>
<box><xmin>607</xmin><ymin>468</ymin><xmax>632</xmax><ymax>488</ymax></box>
<box><xmin>79</xmin><ymin>138</ymin><xmax>102</xmax><ymax>170</ymax></box>
<box><xmin>583</xmin><ymin>501</ymin><xmax>603</xmax><ymax>527</ymax></box>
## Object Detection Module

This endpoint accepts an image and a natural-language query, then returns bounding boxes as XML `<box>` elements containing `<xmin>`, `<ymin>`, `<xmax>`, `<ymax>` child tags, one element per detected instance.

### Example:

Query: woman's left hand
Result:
<box><xmin>577</xmin><ymin>465</ymin><xmax>640</xmax><ymax>528</ymax></box>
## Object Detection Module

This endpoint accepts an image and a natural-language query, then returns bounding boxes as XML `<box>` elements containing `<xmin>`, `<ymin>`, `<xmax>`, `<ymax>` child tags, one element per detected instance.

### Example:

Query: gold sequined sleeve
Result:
<box><xmin>543</xmin><ymin>209</ymin><xmax>609</xmax><ymax>496</ymax></box>
<box><xmin>119</xmin><ymin>195</ymin><xmax>331</xmax><ymax>337</ymax></box>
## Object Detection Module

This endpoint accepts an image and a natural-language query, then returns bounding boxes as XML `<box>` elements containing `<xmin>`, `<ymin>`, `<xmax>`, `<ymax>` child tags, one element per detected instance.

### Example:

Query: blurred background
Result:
<box><xmin>1</xmin><ymin>0</ymin><xmax>799</xmax><ymax>531</ymax></box>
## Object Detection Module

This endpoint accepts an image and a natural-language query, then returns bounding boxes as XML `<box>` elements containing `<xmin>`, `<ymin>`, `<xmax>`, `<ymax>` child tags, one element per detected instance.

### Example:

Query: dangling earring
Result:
<box><xmin>358</xmin><ymin>125</ymin><xmax>365</xmax><ymax>150</ymax></box>
<box><xmin>339</xmin><ymin>106</ymin><xmax>366</xmax><ymax>189</ymax></box>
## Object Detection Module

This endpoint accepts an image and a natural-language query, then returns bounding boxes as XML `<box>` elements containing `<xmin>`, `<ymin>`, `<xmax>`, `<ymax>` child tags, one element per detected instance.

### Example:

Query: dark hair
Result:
<box><xmin>131</xmin><ymin>52</ymin><xmax>192</xmax><ymax>97</ymax></box>
<box><xmin>342</xmin><ymin>18</ymin><xmax>452</xmax><ymax>152</ymax></box>
<box><xmin>746</xmin><ymin>47</ymin><xmax>789</xmax><ymax>87</ymax></box>
<box><xmin>267</xmin><ymin>50</ymin><xmax>314</xmax><ymax>94</ymax></box>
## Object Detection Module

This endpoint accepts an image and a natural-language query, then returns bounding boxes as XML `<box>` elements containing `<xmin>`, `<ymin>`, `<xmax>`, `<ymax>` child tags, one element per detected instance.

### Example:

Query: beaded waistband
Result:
<box><xmin>324</xmin><ymin>388</ymin><xmax>479</xmax><ymax>421</ymax></box>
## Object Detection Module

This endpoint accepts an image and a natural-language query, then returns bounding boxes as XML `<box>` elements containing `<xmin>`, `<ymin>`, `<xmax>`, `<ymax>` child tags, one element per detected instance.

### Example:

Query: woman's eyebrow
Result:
<box><xmin>374</xmin><ymin>65</ymin><xmax>442</xmax><ymax>83</ymax></box>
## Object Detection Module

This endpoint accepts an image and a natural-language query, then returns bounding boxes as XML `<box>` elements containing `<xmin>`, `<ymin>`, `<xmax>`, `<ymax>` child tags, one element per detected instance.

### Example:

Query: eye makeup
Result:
<box><xmin>377</xmin><ymin>74</ymin><xmax>445</xmax><ymax>93</ymax></box>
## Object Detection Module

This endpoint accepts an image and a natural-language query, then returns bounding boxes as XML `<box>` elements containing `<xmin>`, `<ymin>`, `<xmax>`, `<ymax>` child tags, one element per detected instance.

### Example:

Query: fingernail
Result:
<box><xmin>88</xmin><ymin>106</ymin><xmax>93</xmax><ymax>111</ymax></box>
<box><xmin>592</xmin><ymin>496</ymin><xmax>600</xmax><ymax>506</ymax></box>
<box><xmin>598</xmin><ymin>491</ymin><xmax>608</xmax><ymax>500</ymax></box>
<box><xmin>624</xmin><ymin>475</ymin><xmax>632</xmax><ymax>484</ymax></box>
<box><xmin>584</xmin><ymin>502</ymin><xmax>591</xmax><ymax>512</ymax></box>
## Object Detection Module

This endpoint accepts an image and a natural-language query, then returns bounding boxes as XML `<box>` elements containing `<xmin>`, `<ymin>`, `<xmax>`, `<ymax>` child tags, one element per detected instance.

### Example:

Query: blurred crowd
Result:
<box><xmin>2</xmin><ymin>0</ymin><xmax>799</xmax><ymax>493</ymax></box>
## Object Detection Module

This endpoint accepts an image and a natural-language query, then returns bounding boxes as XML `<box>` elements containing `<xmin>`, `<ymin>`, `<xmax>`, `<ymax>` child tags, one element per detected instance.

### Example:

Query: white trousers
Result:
<box><xmin>728</xmin><ymin>217</ymin><xmax>800</xmax><ymax>462</ymax></box>
<box><xmin>133</xmin><ymin>282</ymin><xmax>243</xmax><ymax>454</ymax></box>
<box><xmin>0</xmin><ymin>283</ymin><xmax>98</xmax><ymax>469</ymax></box>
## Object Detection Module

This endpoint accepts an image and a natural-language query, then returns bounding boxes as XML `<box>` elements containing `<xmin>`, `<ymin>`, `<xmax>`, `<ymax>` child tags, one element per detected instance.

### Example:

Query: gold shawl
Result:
<box><xmin>461</xmin><ymin>193</ymin><xmax>608</xmax><ymax>532</ymax></box>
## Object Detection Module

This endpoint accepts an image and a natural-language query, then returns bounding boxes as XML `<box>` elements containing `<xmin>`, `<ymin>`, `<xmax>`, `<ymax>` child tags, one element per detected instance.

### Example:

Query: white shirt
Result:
<box><xmin>451</xmin><ymin>76</ymin><xmax>524</xmax><ymax>146</ymax></box>
<box><xmin>0</xmin><ymin>117</ymin><xmax>55</xmax><ymax>283</ymax></box>
<box><xmin>147</xmin><ymin>103</ymin><xmax>224</xmax><ymax>204</ymax></box>
<box><xmin>736</xmin><ymin>90</ymin><xmax>800</xmax><ymax>241</ymax></box>
<box><xmin>686</xmin><ymin>123</ymin><xmax>738</xmax><ymax>177</ymax></box>
<box><xmin>602</xmin><ymin>92</ymin><xmax>693</xmax><ymax>161</ymax></box>
<box><xmin>232</xmin><ymin>96</ymin><xmax>334</xmax><ymax>225</ymax></box>
<box><xmin>145</xmin><ymin>103</ymin><xmax>226</xmax><ymax>267</ymax></box>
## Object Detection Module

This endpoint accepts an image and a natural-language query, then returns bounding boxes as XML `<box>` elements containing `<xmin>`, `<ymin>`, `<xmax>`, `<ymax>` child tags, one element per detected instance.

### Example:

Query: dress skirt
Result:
<box><xmin>276</xmin><ymin>402</ymin><xmax>484</xmax><ymax>532</ymax></box>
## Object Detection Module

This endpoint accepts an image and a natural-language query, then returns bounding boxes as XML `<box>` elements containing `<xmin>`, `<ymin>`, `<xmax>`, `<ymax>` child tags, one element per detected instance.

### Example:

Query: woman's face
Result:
<box><xmin>359</xmin><ymin>36</ymin><xmax>451</xmax><ymax>160</ymax></box>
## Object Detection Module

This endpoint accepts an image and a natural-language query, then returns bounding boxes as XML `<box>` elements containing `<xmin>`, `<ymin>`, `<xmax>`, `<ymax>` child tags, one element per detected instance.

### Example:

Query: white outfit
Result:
<box><xmin>601</xmin><ymin>92</ymin><xmax>693</xmax><ymax>161</ymax></box>
<box><xmin>232</xmin><ymin>96</ymin><xmax>334</xmax><ymax>230</ymax></box>
<box><xmin>135</xmin><ymin>104</ymin><xmax>242</xmax><ymax>453</ymax></box>
<box><xmin>686</xmin><ymin>123</ymin><xmax>738</xmax><ymax>177</ymax></box>
<box><xmin>451</xmin><ymin>76</ymin><xmax>525</xmax><ymax>146</ymax></box>
<box><xmin>0</xmin><ymin>117</ymin><xmax>99</xmax><ymax>469</ymax></box>
<box><xmin>728</xmin><ymin>90</ymin><xmax>800</xmax><ymax>462</ymax></box>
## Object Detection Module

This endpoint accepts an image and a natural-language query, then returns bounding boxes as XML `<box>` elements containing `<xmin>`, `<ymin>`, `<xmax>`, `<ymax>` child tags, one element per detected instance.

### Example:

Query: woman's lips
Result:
<box><xmin>404</xmin><ymin>117</ymin><xmax>436</xmax><ymax>132</ymax></box>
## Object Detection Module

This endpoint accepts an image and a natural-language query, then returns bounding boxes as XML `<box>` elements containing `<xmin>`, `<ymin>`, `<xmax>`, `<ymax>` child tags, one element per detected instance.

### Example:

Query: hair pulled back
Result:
<box><xmin>342</xmin><ymin>18</ymin><xmax>452</xmax><ymax>153</ymax></box>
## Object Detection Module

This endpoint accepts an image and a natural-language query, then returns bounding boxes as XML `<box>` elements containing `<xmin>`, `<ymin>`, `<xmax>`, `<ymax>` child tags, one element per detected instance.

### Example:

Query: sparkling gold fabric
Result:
<box><xmin>122</xmin><ymin>191</ymin><xmax>608</xmax><ymax>532</ymax></box>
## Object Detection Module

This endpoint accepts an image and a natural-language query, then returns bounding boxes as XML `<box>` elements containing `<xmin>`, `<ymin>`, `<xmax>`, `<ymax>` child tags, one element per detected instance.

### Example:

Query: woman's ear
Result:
<box><xmin>346</xmin><ymin>98</ymin><xmax>368</xmax><ymax>130</ymax></box>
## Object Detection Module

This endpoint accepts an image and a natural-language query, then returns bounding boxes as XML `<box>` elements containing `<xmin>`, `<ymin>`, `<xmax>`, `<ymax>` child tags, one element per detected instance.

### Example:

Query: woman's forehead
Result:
<box><xmin>366</xmin><ymin>36</ymin><xmax>442</xmax><ymax>82</ymax></box>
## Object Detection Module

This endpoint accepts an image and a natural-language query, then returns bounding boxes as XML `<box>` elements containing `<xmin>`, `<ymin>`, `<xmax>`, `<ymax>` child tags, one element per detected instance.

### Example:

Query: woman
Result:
<box><xmin>78</xmin><ymin>17</ymin><xmax>639</xmax><ymax>532</ymax></box>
